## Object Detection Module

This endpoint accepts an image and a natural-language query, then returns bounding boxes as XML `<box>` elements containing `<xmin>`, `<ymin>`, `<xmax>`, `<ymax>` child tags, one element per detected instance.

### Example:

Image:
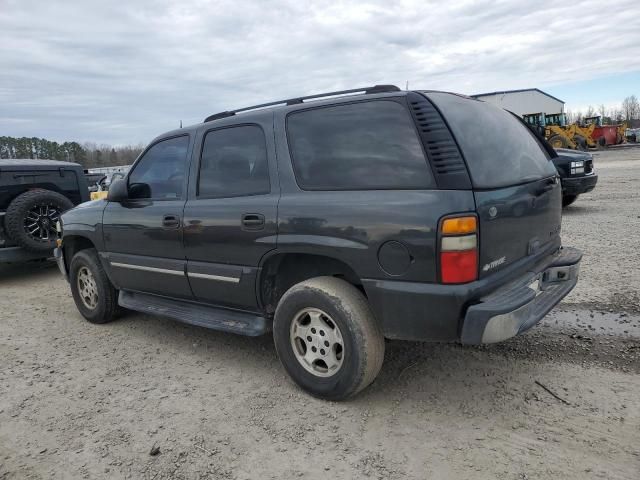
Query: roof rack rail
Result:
<box><xmin>203</xmin><ymin>84</ymin><xmax>401</xmax><ymax>123</ymax></box>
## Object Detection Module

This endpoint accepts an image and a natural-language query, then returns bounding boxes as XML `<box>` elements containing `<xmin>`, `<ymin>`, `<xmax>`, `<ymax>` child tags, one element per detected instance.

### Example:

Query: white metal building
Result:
<box><xmin>471</xmin><ymin>88</ymin><xmax>565</xmax><ymax>116</ymax></box>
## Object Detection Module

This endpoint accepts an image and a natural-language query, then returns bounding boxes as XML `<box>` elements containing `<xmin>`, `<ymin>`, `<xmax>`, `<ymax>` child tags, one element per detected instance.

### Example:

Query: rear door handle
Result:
<box><xmin>162</xmin><ymin>214</ymin><xmax>180</xmax><ymax>228</ymax></box>
<box><xmin>241</xmin><ymin>213</ymin><xmax>265</xmax><ymax>230</ymax></box>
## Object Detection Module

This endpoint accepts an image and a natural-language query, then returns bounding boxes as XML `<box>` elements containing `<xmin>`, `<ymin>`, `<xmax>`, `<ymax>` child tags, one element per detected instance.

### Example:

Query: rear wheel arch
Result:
<box><xmin>258</xmin><ymin>252</ymin><xmax>366</xmax><ymax>315</ymax></box>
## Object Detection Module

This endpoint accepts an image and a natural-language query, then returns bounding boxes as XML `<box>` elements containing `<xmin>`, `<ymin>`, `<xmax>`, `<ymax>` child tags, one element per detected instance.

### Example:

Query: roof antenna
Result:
<box><xmin>405</xmin><ymin>81</ymin><xmax>409</xmax><ymax>91</ymax></box>
<box><xmin>179</xmin><ymin>120</ymin><xmax>183</xmax><ymax>128</ymax></box>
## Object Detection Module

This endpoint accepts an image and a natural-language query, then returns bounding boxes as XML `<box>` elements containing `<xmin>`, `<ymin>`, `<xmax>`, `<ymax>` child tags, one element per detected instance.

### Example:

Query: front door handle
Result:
<box><xmin>241</xmin><ymin>213</ymin><xmax>265</xmax><ymax>230</ymax></box>
<box><xmin>162</xmin><ymin>214</ymin><xmax>180</xmax><ymax>228</ymax></box>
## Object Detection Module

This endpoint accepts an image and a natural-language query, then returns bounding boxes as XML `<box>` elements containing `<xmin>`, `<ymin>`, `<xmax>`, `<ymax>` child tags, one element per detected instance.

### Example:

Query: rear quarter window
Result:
<box><xmin>286</xmin><ymin>100</ymin><xmax>435</xmax><ymax>190</ymax></box>
<box><xmin>427</xmin><ymin>93</ymin><xmax>557</xmax><ymax>189</ymax></box>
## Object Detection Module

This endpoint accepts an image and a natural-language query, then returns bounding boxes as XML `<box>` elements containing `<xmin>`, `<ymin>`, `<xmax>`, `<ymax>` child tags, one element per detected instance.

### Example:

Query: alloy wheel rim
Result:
<box><xmin>24</xmin><ymin>203</ymin><xmax>60</xmax><ymax>242</ymax></box>
<box><xmin>289</xmin><ymin>307</ymin><xmax>344</xmax><ymax>377</ymax></box>
<box><xmin>77</xmin><ymin>266</ymin><xmax>99</xmax><ymax>310</ymax></box>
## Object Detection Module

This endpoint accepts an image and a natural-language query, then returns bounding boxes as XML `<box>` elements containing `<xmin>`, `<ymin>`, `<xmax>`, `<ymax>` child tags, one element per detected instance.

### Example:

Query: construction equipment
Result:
<box><xmin>522</xmin><ymin>112</ymin><xmax>605</xmax><ymax>150</ymax></box>
<box><xmin>548</xmin><ymin>113</ymin><xmax>598</xmax><ymax>149</ymax></box>
<box><xmin>523</xmin><ymin>112</ymin><xmax>574</xmax><ymax>149</ymax></box>
<box><xmin>522</xmin><ymin>112</ymin><xmax>588</xmax><ymax>150</ymax></box>
<box><xmin>584</xmin><ymin>116</ymin><xmax>626</xmax><ymax>146</ymax></box>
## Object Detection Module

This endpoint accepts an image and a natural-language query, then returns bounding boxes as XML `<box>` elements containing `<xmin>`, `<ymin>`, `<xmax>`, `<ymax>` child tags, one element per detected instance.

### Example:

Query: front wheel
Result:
<box><xmin>562</xmin><ymin>194</ymin><xmax>578</xmax><ymax>207</ymax></box>
<box><xmin>69</xmin><ymin>248</ymin><xmax>119</xmax><ymax>324</ymax></box>
<box><xmin>273</xmin><ymin>276</ymin><xmax>385</xmax><ymax>400</ymax></box>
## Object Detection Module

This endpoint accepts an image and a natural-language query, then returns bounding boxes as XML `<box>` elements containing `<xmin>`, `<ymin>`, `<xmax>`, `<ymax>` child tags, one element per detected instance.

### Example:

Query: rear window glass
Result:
<box><xmin>427</xmin><ymin>93</ymin><xmax>557</xmax><ymax>189</ymax></box>
<box><xmin>287</xmin><ymin>101</ymin><xmax>434</xmax><ymax>190</ymax></box>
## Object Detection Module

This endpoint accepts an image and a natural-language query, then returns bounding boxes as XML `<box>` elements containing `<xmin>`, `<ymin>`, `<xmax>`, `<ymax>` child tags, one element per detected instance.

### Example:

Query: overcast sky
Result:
<box><xmin>1</xmin><ymin>0</ymin><xmax>639</xmax><ymax>146</ymax></box>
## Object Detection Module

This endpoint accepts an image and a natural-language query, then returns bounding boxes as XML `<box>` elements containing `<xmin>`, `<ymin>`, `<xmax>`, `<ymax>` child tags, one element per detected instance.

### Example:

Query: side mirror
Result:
<box><xmin>128</xmin><ymin>182</ymin><xmax>151</xmax><ymax>199</ymax></box>
<box><xmin>107</xmin><ymin>179</ymin><xmax>128</xmax><ymax>202</ymax></box>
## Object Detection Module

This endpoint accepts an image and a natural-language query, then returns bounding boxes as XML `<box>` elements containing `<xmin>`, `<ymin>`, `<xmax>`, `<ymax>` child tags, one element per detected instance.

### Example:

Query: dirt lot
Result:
<box><xmin>1</xmin><ymin>148</ymin><xmax>639</xmax><ymax>479</ymax></box>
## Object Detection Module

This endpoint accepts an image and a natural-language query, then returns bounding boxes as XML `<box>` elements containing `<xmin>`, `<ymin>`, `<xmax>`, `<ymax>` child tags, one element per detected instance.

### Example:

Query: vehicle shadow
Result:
<box><xmin>0</xmin><ymin>259</ymin><xmax>57</xmax><ymax>284</ymax></box>
<box><xmin>102</xmin><ymin>309</ymin><xmax>596</xmax><ymax>406</ymax></box>
<box><xmin>562</xmin><ymin>204</ymin><xmax>591</xmax><ymax>215</ymax></box>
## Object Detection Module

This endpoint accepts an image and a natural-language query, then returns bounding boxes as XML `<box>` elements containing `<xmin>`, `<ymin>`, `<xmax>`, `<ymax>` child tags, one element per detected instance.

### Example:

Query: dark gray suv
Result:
<box><xmin>55</xmin><ymin>85</ymin><xmax>582</xmax><ymax>399</ymax></box>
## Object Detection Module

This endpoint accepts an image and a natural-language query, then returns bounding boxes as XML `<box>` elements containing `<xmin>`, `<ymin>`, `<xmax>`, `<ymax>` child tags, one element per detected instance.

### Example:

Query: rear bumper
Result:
<box><xmin>561</xmin><ymin>173</ymin><xmax>598</xmax><ymax>196</ymax></box>
<box><xmin>363</xmin><ymin>246</ymin><xmax>582</xmax><ymax>343</ymax></box>
<box><xmin>459</xmin><ymin>247</ymin><xmax>581</xmax><ymax>344</ymax></box>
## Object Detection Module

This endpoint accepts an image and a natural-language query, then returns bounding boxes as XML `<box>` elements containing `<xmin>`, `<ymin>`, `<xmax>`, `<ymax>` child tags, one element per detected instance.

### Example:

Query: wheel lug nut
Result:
<box><xmin>311</xmin><ymin>346</ymin><xmax>317</xmax><ymax>353</ymax></box>
<box><xmin>320</xmin><ymin>349</ymin><xmax>325</xmax><ymax>355</ymax></box>
<box><xmin>324</xmin><ymin>341</ymin><xmax>329</xmax><ymax>347</ymax></box>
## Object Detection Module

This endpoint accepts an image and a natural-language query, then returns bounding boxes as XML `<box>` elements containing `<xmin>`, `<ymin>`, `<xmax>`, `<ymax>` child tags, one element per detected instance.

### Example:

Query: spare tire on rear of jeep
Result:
<box><xmin>5</xmin><ymin>189</ymin><xmax>74</xmax><ymax>253</ymax></box>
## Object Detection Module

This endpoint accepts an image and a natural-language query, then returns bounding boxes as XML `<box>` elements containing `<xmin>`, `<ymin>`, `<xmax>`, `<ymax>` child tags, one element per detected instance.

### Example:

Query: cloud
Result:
<box><xmin>1</xmin><ymin>0</ymin><xmax>639</xmax><ymax>145</ymax></box>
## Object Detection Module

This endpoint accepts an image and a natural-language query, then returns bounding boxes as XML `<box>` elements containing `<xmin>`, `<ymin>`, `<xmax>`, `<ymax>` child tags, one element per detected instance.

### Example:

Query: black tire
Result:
<box><xmin>562</xmin><ymin>195</ymin><xmax>578</xmax><ymax>207</ymax></box>
<box><xmin>5</xmin><ymin>189</ymin><xmax>74</xmax><ymax>252</ymax></box>
<box><xmin>548</xmin><ymin>135</ymin><xmax>568</xmax><ymax>149</ymax></box>
<box><xmin>69</xmin><ymin>248</ymin><xmax>119</xmax><ymax>324</ymax></box>
<box><xmin>273</xmin><ymin>276</ymin><xmax>385</xmax><ymax>400</ymax></box>
<box><xmin>573</xmin><ymin>135</ymin><xmax>588</xmax><ymax>151</ymax></box>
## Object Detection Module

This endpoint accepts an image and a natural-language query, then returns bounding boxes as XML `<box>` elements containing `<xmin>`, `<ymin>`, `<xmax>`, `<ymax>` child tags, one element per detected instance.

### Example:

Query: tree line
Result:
<box><xmin>0</xmin><ymin>136</ymin><xmax>144</xmax><ymax>169</ymax></box>
<box><xmin>566</xmin><ymin>95</ymin><xmax>640</xmax><ymax>126</ymax></box>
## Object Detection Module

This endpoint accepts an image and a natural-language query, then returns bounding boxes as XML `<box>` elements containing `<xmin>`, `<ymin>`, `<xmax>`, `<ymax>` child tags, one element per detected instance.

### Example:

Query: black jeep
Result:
<box><xmin>55</xmin><ymin>86</ymin><xmax>582</xmax><ymax>399</ymax></box>
<box><xmin>0</xmin><ymin>159</ymin><xmax>89</xmax><ymax>262</ymax></box>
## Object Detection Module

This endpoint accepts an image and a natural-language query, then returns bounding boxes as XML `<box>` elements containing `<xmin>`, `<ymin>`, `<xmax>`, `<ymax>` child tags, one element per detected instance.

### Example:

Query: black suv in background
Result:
<box><xmin>56</xmin><ymin>86</ymin><xmax>582</xmax><ymax>399</ymax></box>
<box><xmin>552</xmin><ymin>148</ymin><xmax>598</xmax><ymax>207</ymax></box>
<box><xmin>1</xmin><ymin>159</ymin><xmax>89</xmax><ymax>262</ymax></box>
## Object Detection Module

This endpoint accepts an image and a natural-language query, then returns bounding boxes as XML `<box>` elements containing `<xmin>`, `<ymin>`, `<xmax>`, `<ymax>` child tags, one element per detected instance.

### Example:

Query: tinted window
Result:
<box><xmin>287</xmin><ymin>101</ymin><xmax>434</xmax><ymax>190</ymax></box>
<box><xmin>198</xmin><ymin>126</ymin><xmax>270</xmax><ymax>198</ymax></box>
<box><xmin>128</xmin><ymin>136</ymin><xmax>189</xmax><ymax>199</ymax></box>
<box><xmin>427</xmin><ymin>93</ymin><xmax>557</xmax><ymax>189</ymax></box>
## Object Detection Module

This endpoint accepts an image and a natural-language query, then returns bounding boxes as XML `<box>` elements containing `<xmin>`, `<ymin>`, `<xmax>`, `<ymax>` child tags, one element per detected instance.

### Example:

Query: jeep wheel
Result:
<box><xmin>69</xmin><ymin>248</ymin><xmax>119</xmax><ymax>324</ymax></box>
<box><xmin>273</xmin><ymin>276</ymin><xmax>385</xmax><ymax>400</ymax></box>
<box><xmin>5</xmin><ymin>189</ymin><xmax>74</xmax><ymax>252</ymax></box>
<box><xmin>562</xmin><ymin>194</ymin><xmax>578</xmax><ymax>207</ymax></box>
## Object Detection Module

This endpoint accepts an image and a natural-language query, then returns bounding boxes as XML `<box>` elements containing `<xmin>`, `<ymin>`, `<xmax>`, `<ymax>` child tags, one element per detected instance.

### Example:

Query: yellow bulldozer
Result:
<box><xmin>522</xmin><ymin>112</ymin><xmax>597</xmax><ymax>150</ymax></box>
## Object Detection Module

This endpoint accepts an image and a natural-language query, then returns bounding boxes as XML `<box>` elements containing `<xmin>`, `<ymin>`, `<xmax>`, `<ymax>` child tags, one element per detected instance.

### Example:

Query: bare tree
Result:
<box><xmin>585</xmin><ymin>105</ymin><xmax>595</xmax><ymax>118</ymax></box>
<box><xmin>622</xmin><ymin>95</ymin><xmax>639</xmax><ymax>121</ymax></box>
<box><xmin>598</xmin><ymin>104</ymin><xmax>606</xmax><ymax>119</ymax></box>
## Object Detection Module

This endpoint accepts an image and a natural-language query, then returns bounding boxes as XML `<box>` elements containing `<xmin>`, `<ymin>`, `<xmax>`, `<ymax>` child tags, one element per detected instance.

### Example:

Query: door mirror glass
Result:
<box><xmin>128</xmin><ymin>182</ymin><xmax>152</xmax><ymax>199</ymax></box>
<box><xmin>107</xmin><ymin>179</ymin><xmax>129</xmax><ymax>202</ymax></box>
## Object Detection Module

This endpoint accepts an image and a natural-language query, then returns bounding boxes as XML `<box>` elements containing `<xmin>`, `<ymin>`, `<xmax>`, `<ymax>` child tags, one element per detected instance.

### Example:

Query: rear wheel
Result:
<box><xmin>5</xmin><ymin>189</ymin><xmax>74</xmax><ymax>252</ymax></box>
<box><xmin>562</xmin><ymin>195</ymin><xmax>578</xmax><ymax>207</ymax></box>
<box><xmin>273</xmin><ymin>276</ymin><xmax>385</xmax><ymax>400</ymax></box>
<box><xmin>548</xmin><ymin>135</ymin><xmax>568</xmax><ymax>149</ymax></box>
<box><xmin>69</xmin><ymin>248</ymin><xmax>119</xmax><ymax>324</ymax></box>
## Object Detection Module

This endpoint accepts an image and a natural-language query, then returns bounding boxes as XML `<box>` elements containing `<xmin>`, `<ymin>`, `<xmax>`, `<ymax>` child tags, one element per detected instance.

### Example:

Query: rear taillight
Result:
<box><xmin>440</xmin><ymin>215</ymin><xmax>478</xmax><ymax>284</ymax></box>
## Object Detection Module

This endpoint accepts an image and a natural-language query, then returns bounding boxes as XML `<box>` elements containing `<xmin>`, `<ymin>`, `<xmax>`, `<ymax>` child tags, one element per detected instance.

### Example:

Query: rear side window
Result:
<box><xmin>287</xmin><ymin>101</ymin><xmax>434</xmax><ymax>190</ymax></box>
<box><xmin>427</xmin><ymin>93</ymin><xmax>557</xmax><ymax>189</ymax></box>
<box><xmin>198</xmin><ymin>125</ymin><xmax>270</xmax><ymax>198</ymax></box>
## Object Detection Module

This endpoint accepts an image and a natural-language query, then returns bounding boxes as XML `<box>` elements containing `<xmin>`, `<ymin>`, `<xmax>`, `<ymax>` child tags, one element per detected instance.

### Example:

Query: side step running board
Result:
<box><xmin>118</xmin><ymin>290</ymin><xmax>271</xmax><ymax>337</ymax></box>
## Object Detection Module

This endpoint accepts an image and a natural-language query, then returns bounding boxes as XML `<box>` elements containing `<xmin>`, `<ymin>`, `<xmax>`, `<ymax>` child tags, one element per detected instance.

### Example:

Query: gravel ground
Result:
<box><xmin>1</xmin><ymin>147</ymin><xmax>639</xmax><ymax>479</ymax></box>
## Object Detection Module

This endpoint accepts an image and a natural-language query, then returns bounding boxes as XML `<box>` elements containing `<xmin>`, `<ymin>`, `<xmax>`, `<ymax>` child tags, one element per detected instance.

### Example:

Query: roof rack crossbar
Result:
<box><xmin>203</xmin><ymin>84</ymin><xmax>400</xmax><ymax>123</ymax></box>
